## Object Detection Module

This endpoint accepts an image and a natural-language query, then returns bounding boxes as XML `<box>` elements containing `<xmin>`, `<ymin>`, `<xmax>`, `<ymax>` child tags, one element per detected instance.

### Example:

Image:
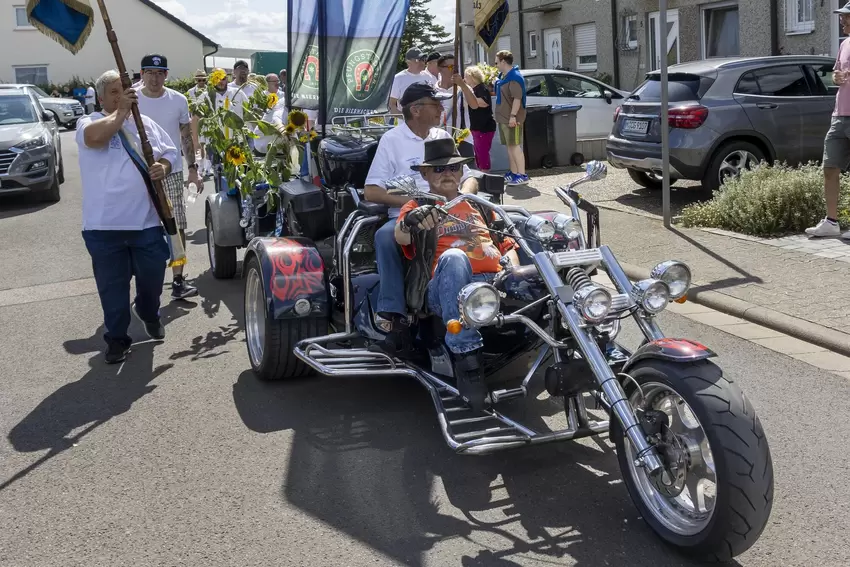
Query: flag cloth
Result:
<box><xmin>26</xmin><ymin>0</ymin><xmax>94</xmax><ymax>54</ymax></box>
<box><xmin>288</xmin><ymin>0</ymin><xmax>410</xmax><ymax>120</ymax></box>
<box><xmin>474</xmin><ymin>0</ymin><xmax>510</xmax><ymax>49</ymax></box>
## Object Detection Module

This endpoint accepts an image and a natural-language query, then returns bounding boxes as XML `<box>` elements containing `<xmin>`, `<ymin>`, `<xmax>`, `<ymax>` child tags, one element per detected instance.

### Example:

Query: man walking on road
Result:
<box><xmin>229</xmin><ymin>60</ymin><xmax>256</xmax><ymax>99</ymax></box>
<box><xmin>76</xmin><ymin>70</ymin><xmax>179</xmax><ymax>363</ymax></box>
<box><xmin>389</xmin><ymin>48</ymin><xmax>435</xmax><ymax>114</ymax></box>
<box><xmin>85</xmin><ymin>83</ymin><xmax>96</xmax><ymax>114</ymax></box>
<box><xmin>808</xmin><ymin>3</ymin><xmax>850</xmax><ymax>238</ymax></box>
<box><xmin>494</xmin><ymin>51</ymin><xmax>529</xmax><ymax>186</ymax></box>
<box><xmin>136</xmin><ymin>54</ymin><xmax>201</xmax><ymax>300</ymax></box>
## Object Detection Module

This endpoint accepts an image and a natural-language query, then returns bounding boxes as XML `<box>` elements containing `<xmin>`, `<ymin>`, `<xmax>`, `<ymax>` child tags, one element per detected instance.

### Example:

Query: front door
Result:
<box><xmin>648</xmin><ymin>10</ymin><xmax>680</xmax><ymax>71</ymax></box>
<box><xmin>544</xmin><ymin>28</ymin><xmax>563</xmax><ymax>69</ymax></box>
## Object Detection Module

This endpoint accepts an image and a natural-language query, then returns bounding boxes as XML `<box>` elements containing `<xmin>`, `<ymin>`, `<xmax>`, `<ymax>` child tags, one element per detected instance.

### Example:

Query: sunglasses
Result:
<box><xmin>430</xmin><ymin>164</ymin><xmax>462</xmax><ymax>173</ymax></box>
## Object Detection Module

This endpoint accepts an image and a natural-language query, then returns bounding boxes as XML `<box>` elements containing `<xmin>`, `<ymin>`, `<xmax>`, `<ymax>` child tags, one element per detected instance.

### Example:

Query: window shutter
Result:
<box><xmin>575</xmin><ymin>23</ymin><xmax>597</xmax><ymax>57</ymax></box>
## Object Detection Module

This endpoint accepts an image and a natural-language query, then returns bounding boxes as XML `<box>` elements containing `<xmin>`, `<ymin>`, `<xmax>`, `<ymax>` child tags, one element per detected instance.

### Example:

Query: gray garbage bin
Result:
<box><xmin>550</xmin><ymin>104</ymin><xmax>582</xmax><ymax>167</ymax></box>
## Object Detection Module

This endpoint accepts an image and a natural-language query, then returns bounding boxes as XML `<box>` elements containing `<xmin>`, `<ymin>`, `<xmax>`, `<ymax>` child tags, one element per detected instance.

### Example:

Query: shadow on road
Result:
<box><xmin>0</xmin><ymin>195</ymin><xmax>55</xmax><ymax>220</ymax></box>
<box><xmin>612</xmin><ymin>184</ymin><xmax>710</xmax><ymax>219</ymax></box>
<box><xmin>231</xmin><ymin>371</ymin><xmax>729</xmax><ymax>567</ymax></box>
<box><xmin>527</xmin><ymin>165</ymin><xmax>584</xmax><ymax>179</ymax></box>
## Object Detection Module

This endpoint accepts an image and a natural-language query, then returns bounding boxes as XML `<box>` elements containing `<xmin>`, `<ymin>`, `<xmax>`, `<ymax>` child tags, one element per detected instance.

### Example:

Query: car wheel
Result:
<box><xmin>57</xmin><ymin>156</ymin><xmax>65</xmax><ymax>185</ymax></box>
<box><xmin>39</xmin><ymin>173</ymin><xmax>61</xmax><ymax>203</ymax></box>
<box><xmin>702</xmin><ymin>141</ymin><xmax>764</xmax><ymax>192</ymax></box>
<box><xmin>65</xmin><ymin>120</ymin><xmax>77</xmax><ymax>131</ymax></box>
<box><xmin>627</xmin><ymin>168</ymin><xmax>677</xmax><ymax>190</ymax></box>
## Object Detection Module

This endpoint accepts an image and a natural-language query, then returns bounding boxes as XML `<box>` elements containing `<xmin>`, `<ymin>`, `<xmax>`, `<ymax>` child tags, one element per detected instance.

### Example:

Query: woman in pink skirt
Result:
<box><xmin>452</xmin><ymin>66</ymin><xmax>497</xmax><ymax>171</ymax></box>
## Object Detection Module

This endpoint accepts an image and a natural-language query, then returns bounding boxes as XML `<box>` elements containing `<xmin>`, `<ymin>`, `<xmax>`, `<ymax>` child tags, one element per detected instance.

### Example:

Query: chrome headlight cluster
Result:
<box><xmin>573</xmin><ymin>286</ymin><xmax>612</xmax><ymax>323</ymax></box>
<box><xmin>650</xmin><ymin>261</ymin><xmax>691</xmax><ymax>300</ymax></box>
<box><xmin>14</xmin><ymin>135</ymin><xmax>48</xmax><ymax>151</ymax></box>
<box><xmin>458</xmin><ymin>282</ymin><xmax>500</xmax><ymax>327</ymax></box>
<box><xmin>525</xmin><ymin>215</ymin><xmax>556</xmax><ymax>242</ymax></box>
<box><xmin>550</xmin><ymin>213</ymin><xmax>583</xmax><ymax>241</ymax></box>
<box><xmin>632</xmin><ymin>279</ymin><xmax>671</xmax><ymax>314</ymax></box>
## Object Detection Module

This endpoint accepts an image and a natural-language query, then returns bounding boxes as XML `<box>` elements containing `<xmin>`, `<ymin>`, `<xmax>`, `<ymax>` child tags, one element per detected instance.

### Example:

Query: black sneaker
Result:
<box><xmin>132</xmin><ymin>302</ymin><xmax>166</xmax><ymax>341</ymax></box>
<box><xmin>171</xmin><ymin>275</ymin><xmax>198</xmax><ymax>300</ymax></box>
<box><xmin>455</xmin><ymin>350</ymin><xmax>488</xmax><ymax>412</ymax></box>
<box><xmin>368</xmin><ymin>314</ymin><xmax>414</xmax><ymax>358</ymax></box>
<box><xmin>105</xmin><ymin>341</ymin><xmax>130</xmax><ymax>364</ymax></box>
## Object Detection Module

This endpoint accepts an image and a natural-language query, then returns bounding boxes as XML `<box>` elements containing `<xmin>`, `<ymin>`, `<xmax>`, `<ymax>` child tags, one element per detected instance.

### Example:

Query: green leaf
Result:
<box><xmin>255</xmin><ymin>120</ymin><xmax>280</xmax><ymax>136</ymax></box>
<box><xmin>223</xmin><ymin>110</ymin><xmax>244</xmax><ymax>130</ymax></box>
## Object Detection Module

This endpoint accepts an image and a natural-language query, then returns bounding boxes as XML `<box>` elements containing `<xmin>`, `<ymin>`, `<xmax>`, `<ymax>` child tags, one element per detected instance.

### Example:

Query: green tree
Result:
<box><xmin>398</xmin><ymin>0</ymin><xmax>452</xmax><ymax>71</ymax></box>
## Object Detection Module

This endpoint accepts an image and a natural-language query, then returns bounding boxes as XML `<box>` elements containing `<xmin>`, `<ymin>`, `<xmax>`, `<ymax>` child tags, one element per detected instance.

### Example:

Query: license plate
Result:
<box><xmin>623</xmin><ymin>119</ymin><xmax>649</xmax><ymax>135</ymax></box>
<box><xmin>74</xmin><ymin>108</ymin><xmax>83</xmax><ymax>115</ymax></box>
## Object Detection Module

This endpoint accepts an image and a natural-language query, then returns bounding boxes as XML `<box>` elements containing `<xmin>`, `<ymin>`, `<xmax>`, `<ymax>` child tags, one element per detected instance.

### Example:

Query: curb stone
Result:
<box><xmin>619</xmin><ymin>262</ymin><xmax>850</xmax><ymax>358</ymax></box>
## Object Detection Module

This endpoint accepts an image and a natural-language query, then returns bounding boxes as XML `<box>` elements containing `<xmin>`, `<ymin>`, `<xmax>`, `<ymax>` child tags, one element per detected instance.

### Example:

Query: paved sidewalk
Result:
<box><xmin>504</xmin><ymin>176</ymin><xmax>850</xmax><ymax>344</ymax></box>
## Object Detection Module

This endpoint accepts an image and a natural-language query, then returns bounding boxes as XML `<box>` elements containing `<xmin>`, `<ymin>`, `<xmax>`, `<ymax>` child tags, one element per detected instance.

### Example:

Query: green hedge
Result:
<box><xmin>680</xmin><ymin>162</ymin><xmax>850</xmax><ymax>236</ymax></box>
<box><xmin>31</xmin><ymin>75</ymin><xmax>196</xmax><ymax>96</ymax></box>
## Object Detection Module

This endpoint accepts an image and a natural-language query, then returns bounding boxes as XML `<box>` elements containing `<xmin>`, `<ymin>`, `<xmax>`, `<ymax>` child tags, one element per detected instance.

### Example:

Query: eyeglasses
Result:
<box><xmin>431</xmin><ymin>164</ymin><xmax>462</xmax><ymax>173</ymax></box>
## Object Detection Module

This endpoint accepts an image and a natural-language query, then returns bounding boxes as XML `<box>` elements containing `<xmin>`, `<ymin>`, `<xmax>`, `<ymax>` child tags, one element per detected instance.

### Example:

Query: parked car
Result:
<box><xmin>0</xmin><ymin>88</ymin><xmax>64</xmax><ymax>202</ymax></box>
<box><xmin>0</xmin><ymin>83</ymin><xmax>85</xmax><ymax>130</ymax></box>
<box><xmin>521</xmin><ymin>69</ymin><xmax>629</xmax><ymax>139</ymax></box>
<box><xmin>607</xmin><ymin>55</ymin><xmax>837</xmax><ymax>192</ymax></box>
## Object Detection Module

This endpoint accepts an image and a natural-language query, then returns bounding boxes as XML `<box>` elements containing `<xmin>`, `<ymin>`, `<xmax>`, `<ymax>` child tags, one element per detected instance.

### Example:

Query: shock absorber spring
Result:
<box><xmin>566</xmin><ymin>267</ymin><xmax>592</xmax><ymax>291</ymax></box>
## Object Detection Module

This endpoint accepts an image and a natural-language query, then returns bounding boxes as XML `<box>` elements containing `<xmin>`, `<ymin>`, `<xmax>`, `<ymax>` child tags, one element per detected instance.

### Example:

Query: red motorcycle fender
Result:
<box><xmin>621</xmin><ymin>338</ymin><xmax>716</xmax><ymax>373</ymax></box>
<box><xmin>244</xmin><ymin>237</ymin><xmax>329</xmax><ymax>320</ymax></box>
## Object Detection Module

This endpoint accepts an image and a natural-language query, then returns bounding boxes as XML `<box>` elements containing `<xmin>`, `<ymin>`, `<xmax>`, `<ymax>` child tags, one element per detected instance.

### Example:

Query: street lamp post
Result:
<box><xmin>660</xmin><ymin>0</ymin><xmax>671</xmax><ymax>227</ymax></box>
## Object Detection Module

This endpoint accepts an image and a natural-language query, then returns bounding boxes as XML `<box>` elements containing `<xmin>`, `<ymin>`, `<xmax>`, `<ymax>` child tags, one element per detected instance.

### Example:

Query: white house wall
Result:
<box><xmin>1</xmin><ymin>0</ymin><xmax>213</xmax><ymax>84</ymax></box>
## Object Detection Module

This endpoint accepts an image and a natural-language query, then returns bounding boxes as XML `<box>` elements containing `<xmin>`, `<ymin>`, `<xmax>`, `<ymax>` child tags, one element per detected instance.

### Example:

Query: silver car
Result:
<box><xmin>0</xmin><ymin>84</ymin><xmax>85</xmax><ymax>130</ymax></box>
<box><xmin>607</xmin><ymin>55</ymin><xmax>837</xmax><ymax>192</ymax></box>
<box><xmin>0</xmin><ymin>89</ymin><xmax>64</xmax><ymax>202</ymax></box>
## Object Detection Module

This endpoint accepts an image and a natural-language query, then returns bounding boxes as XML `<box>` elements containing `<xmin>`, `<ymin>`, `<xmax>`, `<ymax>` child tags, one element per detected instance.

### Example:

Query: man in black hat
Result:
<box><xmin>395</xmin><ymin>138</ymin><xmax>519</xmax><ymax>409</ymax></box>
<box><xmin>425</xmin><ymin>52</ymin><xmax>441</xmax><ymax>83</ymax></box>
<box><xmin>388</xmin><ymin>47</ymin><xmax>435</xmax><ymax>113</ymax></box>
<box><xmin>229</xmin><ymin>59</ymin><xmax>256</xmax><ymax>98</ymax></box>
<box><xmin>365</xmin><ymin>83</ymin><xmax>479</xmax><ymax>358</ymax></box>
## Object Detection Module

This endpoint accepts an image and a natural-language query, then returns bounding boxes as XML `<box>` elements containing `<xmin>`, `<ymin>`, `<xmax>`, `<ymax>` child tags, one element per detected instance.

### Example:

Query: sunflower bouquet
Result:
<box><xmin>452</xmin><ymin>127</ymin><xmax>471</xmax><ymax>145</ymax></box>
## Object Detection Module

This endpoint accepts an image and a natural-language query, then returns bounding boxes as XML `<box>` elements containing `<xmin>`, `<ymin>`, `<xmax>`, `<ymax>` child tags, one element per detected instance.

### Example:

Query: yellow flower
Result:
<box><xmin>309</xmin><ymin>130</ymin><xmax>318</xmax><ymax>141</ymax></box>
<box><xmin>284</xmin><ymin>123</ymin><xmax>297</xmax><ymax>135</ymax></box>
<box><xmin>225</xmin><ymin>145</ymin><xmax>246</xmax><ymax>166</ymax></box>
<box><xmin>267</xmin><ymin>92</ymin><xmax>279</xmax><ymax>109</ymax></box>
<box><xmin>288</xmin><ymin>109</ymin><xmax>308</xmax><ymax>128</ymax></box>
<box><xmin>224</xmin><ymin>96</ymin><xmax>231</xmax><ymax>110</ymax></box>
<box><xmin>454</xmin><ymin>128</ymin><xmax>470</xmax><ymax>144</ymax></box>
<box><xmin>209</xmin><ymin>68</ymin><xmax>226</xmax><ymax>85</ymax></box>
<box><xmin>298</xmin><ymin>134</ymin><xmax>308</xmax><ymax>143</ymax></box>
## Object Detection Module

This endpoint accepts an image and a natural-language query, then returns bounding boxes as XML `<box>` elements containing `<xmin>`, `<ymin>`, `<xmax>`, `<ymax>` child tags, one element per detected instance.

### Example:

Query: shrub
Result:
<box><xmin>680</xmin><ymin>162</ymin><xmax>850</xmax><ymax>237</ymax></box>
<box><xmin>165</xmin><ymin>76</ymin><xmax>196</xmax><ymax>94</ymax></box>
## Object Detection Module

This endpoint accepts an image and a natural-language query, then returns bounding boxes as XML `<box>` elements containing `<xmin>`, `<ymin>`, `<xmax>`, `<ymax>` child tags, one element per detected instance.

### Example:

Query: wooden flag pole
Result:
<box><xmin>94</xmin><ymin>0</ymin><xmax>178</xmax><ymax>237</ymax></box>
<box><xmin>452</xmin><ymin>0</ymin><xmax>460</xmax><ymax>130</ymax></box>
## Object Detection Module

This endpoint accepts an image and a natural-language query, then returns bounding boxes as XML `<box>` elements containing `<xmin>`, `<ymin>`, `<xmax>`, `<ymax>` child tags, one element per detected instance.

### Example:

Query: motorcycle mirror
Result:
<box><xmin>385</xmin><ymin>174</ymin><xmax>421</xmax><ymax>195</ymax></box>
<box><xmin>567</xmin><ymin>160</ymin><xmax>608</xmax><ymax>190</ymax></box>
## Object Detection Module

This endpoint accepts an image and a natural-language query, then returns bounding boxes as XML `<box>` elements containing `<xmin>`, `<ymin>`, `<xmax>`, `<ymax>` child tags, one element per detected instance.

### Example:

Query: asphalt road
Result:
<box><xmin>1</xmin><ymin>132</ymin><xmax>848</xmax><ymax>567</ymax></box>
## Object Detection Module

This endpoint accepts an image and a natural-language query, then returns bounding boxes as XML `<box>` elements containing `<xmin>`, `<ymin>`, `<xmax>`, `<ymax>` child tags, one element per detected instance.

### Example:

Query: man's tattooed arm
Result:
<box><xmin>180</xmin><ymin>122</ymin><xmax>195</xmax><ymax>164</ymax></box>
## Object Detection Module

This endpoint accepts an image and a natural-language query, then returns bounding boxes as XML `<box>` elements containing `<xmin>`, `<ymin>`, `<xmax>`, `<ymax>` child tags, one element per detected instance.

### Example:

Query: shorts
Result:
<box><xmin>499</xmin><ymin>123</ymin><xmax>524</xmax><ymax>147</ymax></box>
<box><xmin>164</xmin><ymin>171</ymin><xmax>187</xmax><ymax>230</ymax></box>
<box><xmin>824</xmin><ymin>116</ymin><xmax>850</xmax><ymax>170</ymax></box>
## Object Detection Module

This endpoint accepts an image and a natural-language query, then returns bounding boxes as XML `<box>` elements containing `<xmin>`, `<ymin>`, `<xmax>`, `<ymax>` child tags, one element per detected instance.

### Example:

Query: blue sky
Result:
<box><xmin>152</xmin><ymin>0</ymin><xmax>455</xmax><ymax>51</ymax></box>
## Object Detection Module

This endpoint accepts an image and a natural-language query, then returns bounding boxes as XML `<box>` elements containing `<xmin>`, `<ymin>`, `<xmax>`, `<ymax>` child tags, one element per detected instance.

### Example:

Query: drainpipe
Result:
<box><xmin>204</xmin><ymin>44</ymin><xmax>220</xmax><ymax>72</ymax></box>
<box><xmin>769</xmin><ymin>0</ymin><xmax>779</xmax><ymax>56</ymax></box>
<box><xmin>610</xmin><ymin>0</ymin><xmax>621</xmax><ymax>88</ymax></box>
<box><xmin>518</xmin><ymin>0</ymin><xmax>526</xmax><ymax>66</ymax></box>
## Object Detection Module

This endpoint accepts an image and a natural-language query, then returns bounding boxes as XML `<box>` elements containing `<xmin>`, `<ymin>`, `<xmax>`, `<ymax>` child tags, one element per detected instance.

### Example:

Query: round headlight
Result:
<box><xmin>551</xmin><ymin>213</ymin><xmax>582</xmax><ymax>240</ymax></box>
<box><xmin>632</xmin><ymin>279</ymin><xmax>670</xmax><ymax>315</ymax></box>
<box><xmin>525</xmin><ymin>215</ymin><xmax>556</xmax><ymax>242</ymax></box>
<box><xmin>458</xmin><ymin>282</ymin><xmax>500</xmax><ymax>327</ymax></box>
<box><xmin>573</xmin><ymin>286</ymin><xmax>612</xmax><ymax>323</ymax></box>
<box><xmin>650</xmin><ymin>261</ymin><xmax>692</xmax><ymax>300</ymax></box>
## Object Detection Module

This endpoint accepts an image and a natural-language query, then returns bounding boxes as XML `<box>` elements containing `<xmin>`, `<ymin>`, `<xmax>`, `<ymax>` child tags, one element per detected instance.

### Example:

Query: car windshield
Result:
<box><xmin>631</xmin><ymin>73</ymin><xmax>714</xmax><ymax>102</ymax></box>
<box><xmin>0</xmin><ymin>96</ymin><xmax>38</xmax><ymax>124</ymax></box>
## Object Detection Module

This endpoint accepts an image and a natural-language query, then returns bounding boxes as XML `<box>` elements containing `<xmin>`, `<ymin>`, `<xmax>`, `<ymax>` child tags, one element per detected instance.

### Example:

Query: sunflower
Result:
<box><xmin>225</xmin><ymin>145</ymin><xmax>246</xmax><ymax>166</ymax></box>
<box><xmin>209</xmin><ymin>68</ymin><xmax>226</xmax><ymax>85</ymax></box>
<box><xmin>454</xmin><ymin>128</ymin><xmax>470</xmax><ymax>145</ymax></box>
<box><xmin>298</xmin><ymin>134</ymin><xmax>308</xmax><ymax>143</ymax></box>
<box><xmin>309</xmin><ymin>130</ymin><xmax>318</xmax><ymax>141</ymax></box>
<box><xmin>288</xmin><ymin>109</ymin><xmax>308</xmax><ymax>128</ymax></box>
<box><xmin>267</xmin><ymin>92</ymin><xmax>279</xmax><ymax>109</ymax></box>
<box><xmin>284</xmin><ymin>123</ymin><xmax>297</xmax><ymax>135</ymax></box>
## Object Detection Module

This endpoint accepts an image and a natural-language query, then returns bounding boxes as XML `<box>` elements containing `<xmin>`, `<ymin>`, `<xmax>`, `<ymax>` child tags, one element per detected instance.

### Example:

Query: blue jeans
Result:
<box><xmin>375</xmin><ymin>217</ymin><xmax>406</xmax><ymax>316</ymax></box>
<box><xmin>82</xmin><ymin>227</ymin><xmax>170</xmax><ymax>346</ymax></box>
<box><xmin>427</xmin><ymin>249</ymin><xmax>494</xmax><ymax>354</ymax></box>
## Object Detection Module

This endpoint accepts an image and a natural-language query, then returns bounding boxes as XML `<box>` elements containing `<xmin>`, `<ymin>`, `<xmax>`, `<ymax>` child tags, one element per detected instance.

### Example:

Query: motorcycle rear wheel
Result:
<box><xmin>611</xmin><ymin>359</ymin><xmax>773</xmax><ymax>562</ymax></box>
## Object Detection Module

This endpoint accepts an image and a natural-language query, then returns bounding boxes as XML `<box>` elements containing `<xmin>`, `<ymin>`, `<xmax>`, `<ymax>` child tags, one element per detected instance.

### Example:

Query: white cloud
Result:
<box><xmin>429</xmin><ymin>0</ymin><xmax>456</xmax><ymax>36</ymax></box>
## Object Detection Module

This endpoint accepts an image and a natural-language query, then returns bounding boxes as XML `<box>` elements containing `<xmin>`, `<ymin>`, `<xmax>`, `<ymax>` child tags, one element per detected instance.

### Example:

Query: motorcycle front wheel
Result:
<box><xmin>610</xmin><ymin>359</ymin><xmax>774</xmax><ymax>562</ymax></box>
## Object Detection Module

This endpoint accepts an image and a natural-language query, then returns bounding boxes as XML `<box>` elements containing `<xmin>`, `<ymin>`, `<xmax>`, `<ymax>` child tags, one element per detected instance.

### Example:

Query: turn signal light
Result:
<box><xmin>446</xmin><ymin>319</ymin><xmax>463</xmax><ymax>334</ymax></box>
<box><xmin>675</xmin><ymin>295</ymin><xmax>688</xmax><ymax>304</ymax></box>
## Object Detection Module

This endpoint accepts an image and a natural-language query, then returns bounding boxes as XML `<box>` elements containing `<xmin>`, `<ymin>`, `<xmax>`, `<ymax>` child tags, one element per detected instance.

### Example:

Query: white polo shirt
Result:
<box><xmin>254</xmin><ymin>103</ymin><xmax>289</xmax><ymax>154</ymax></box>
<box><xmin>389</xmin><ymin>70</ymin><xmax>436</xmax><ymax>112</ymax></box>
<box><xmin>76</xmin><ymin>113</ymin><xmax>179</xmax><ymax>231</ymax></box>
<box><xmin>135</xmin><ymin>87</ymin><xmax>190</xmax><ymax>173</ymax></box>
<box><xmin>364</xmin><ymin>122</ymin><xmax>472</xmax><ymax>217</ymax></box>
<box><xmin>228</xmin><ymin>81</ymin><xmax>256</xmax><ymax>99</ymax></box>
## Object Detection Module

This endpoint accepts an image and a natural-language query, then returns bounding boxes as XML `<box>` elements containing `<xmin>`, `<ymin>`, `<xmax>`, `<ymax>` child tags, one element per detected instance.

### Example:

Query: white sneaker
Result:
<box><xmin>805</xmin><ymin>218</ymin><xmax>840</xmax><ymax>237</ymax></box>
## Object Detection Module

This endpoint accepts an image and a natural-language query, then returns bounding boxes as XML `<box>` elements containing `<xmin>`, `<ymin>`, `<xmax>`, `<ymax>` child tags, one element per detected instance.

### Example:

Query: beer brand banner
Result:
<box><xmin>474</xmin><ymin>0</ymin><xmax>509</xmax><ymax>49</ymax></box>
<box><xmin>287</xmin><ymin>0</ymin><xmax>410</xmax><ymax>120</ymax></box>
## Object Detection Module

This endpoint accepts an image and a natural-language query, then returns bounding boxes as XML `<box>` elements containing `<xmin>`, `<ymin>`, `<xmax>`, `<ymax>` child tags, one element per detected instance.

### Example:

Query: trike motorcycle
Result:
<box><xmin>234</xmin><ymin>120</ymin><xmax>773</xmax><ymax>562</ymax></box>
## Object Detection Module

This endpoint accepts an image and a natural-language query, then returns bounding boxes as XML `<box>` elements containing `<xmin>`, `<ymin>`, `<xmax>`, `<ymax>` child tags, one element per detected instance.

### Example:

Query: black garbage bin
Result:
<box><xmin>521</xmin><ymin>105</ymin><xmax>554</xmax><ymax>169</ymax></box>
<box><xmin>550</xmin><ymin>104</ymin><xmax>582</xmax><ymax>167</ymax></box>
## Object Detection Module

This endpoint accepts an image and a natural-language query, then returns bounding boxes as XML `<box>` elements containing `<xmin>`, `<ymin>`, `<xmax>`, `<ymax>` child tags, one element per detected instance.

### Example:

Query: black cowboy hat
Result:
<box><xmin>412</xmin><ymin>138</ymin><xmax>474</xmax><ymax>170</ymax></box>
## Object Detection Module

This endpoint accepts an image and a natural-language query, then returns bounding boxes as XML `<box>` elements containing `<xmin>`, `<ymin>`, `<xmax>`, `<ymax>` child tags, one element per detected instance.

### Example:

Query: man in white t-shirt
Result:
<box><xmin>388</xmin><ymin>48</ymin><xmax>435</xmax><ymax>114</ymax></box>
<box><xmin>228</xmin><ymin>60</ymin><xmax>256</xmax><ymax>99</ymax></box>
<box><xmin>85</xmin><ymin>84</ymin><xmax>96</xmax><ymax>114</ymax></box>
<box><xmin>254</xmin><ymin>73</ymin><xmax>288</xmax><ymax>155</ymax></box>
<box><xmin>424</xmin><ymin>52</ymin><xmax>441</xmax><ymax>83</ymax></box>
<box><xmin>364</xmin><ymin>83</ymin><xmax>479</xmax><ymax>356</ymax></box>
<box><xmin>77</xmin><ymin>70</ymin><xmax>179</xmax><ymax>364</ymax></box>
<box><xmin>136</xmin><ymin>53</ymin><xmax>201</xmax><ymax>300</ymax></box>
<box><xmin>186</xmin><ymin>69</ymin><xmax>208</xmax><ymax>175</ymax></box>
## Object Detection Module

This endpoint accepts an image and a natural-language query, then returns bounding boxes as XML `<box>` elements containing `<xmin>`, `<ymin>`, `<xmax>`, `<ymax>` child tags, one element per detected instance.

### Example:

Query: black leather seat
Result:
<box><xmin>357</xmin><ymin>200</ymin><xmax>389</xmax><ymax>216</ymax></box>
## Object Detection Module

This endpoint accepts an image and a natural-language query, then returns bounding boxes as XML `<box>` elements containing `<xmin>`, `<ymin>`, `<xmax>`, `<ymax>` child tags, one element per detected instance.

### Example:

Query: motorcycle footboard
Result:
<box><xmin>293</xmin><ymin>333</ymin><xmax>418</xmax><ymax>377</ymax></box>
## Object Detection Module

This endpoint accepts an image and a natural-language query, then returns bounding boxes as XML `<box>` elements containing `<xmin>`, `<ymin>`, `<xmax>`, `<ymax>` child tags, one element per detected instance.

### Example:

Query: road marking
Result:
<box><xmin>0</xmin><ymin>277</ymin><xmax>98</xmax><ymax>307</ymax></box>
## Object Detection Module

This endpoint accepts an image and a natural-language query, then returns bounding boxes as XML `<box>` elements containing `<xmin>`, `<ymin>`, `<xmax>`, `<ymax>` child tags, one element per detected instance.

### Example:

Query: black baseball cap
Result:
<box><xmin>405</xmin><ymin>48</ymin><xmax>426</xmax><ymax>61</ymax></box>
<box><xmin>141</xmin><ymin>54</ymin><xmax>168</xmax><ymax>70</ymax></box>
<box><xmin>426</xmin><ymin>52</ymin><xmax>441</xmax><ymax>63</ymax></box>
<box><xmin>234</xmin><ymin>60</ymin><xmax>249</xmax><ymax>69</ymax></box>
<box><xmin>399</xmin><ymin>82</ymin><xmax>452</xmax><ymax>107</ymax></box>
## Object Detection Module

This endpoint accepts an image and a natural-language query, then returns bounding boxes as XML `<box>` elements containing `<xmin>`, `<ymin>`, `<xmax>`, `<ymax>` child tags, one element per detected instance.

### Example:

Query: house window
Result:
<box><xmin>787</xmin><ymin>0</ymin><xmax>815</xmax><ymax>34</ymax></box>
<box><xmin>14</xmin><ymin>66</ymin><xmax>48</xmax><ymax>85</ymax></box>
<box><xmin>14</xmin><ymin>6</ymin><xmax>34</xmax><ymax>29</ymax></box>
<box><xmin>575</xmin><ymin>23</ymin><xmax>597</xmax><ymax>71</ymax></box>
<box><xmin>496</xmin><ymin>35</ymin><xmax>511</xmax><ymax>53</ymax></box>
<box><xmin>624</xmin><ymin>15</ymin><xmax>638</xmax><ymax>49</ymax></box>
<box><xmin>703</xmin><ymin>3</ymin><xmax>739</xmax><ymax>58</ymax></box>
<box><xmin>529</xmin><ymin>31</ymin><xmax>538</xmax><ymax>57</ymax></box>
